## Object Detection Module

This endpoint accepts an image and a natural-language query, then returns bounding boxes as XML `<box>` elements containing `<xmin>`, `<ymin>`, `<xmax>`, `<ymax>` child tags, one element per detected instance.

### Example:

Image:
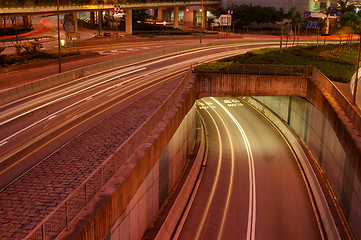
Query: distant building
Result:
<box><xmin>222</xmin><ymin>0</ymin><xmax>361</xmax><ymax>14</ymax></box>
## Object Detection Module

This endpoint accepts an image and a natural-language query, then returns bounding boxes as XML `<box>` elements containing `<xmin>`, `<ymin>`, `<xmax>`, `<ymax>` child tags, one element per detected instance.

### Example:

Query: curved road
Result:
<box><xmin>177</xmin><ymin>97</ymin><xmax>323</xmax><ymax>239</ymax></box>
<box><xmin>0</xmin><ymin>42</ymin><xmax>278</xmax><ymax>188</ymax></box>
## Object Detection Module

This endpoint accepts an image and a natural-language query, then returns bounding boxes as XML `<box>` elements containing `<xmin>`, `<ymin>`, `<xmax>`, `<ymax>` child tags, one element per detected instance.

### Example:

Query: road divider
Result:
<box><xmin>0</xmin><ymin>40</ymin><xmax>247</xmax><ymax>106</ymax></box>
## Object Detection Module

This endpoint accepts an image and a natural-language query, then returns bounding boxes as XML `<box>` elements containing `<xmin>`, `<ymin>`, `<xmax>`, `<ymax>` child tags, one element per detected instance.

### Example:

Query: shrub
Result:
<box><xmin>23</xmin><ymin>42</ymin><xmax>42</xmax><ymax>54</ymax></box>
<box><xmin>196</xmin><ymin>44</ymin><xmax>357</xmax><ymax>83</ymax></box>
<box><xmin>12</xmin><ymin>43</ymin><xmax>23</xmax><ymax>55</ymax></box>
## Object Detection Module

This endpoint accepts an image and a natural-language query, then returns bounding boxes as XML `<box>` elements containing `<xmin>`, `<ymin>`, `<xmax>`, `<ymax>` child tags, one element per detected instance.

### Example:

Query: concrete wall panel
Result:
<box><xmin>254</xmin><ymin>95</ymin><xmax>360</xmax><ymax>239</ymax></box>
<box><xmin>108</xmin><ymin>105</ymin><xmax>197</xmax><ymax>240</ymax></box>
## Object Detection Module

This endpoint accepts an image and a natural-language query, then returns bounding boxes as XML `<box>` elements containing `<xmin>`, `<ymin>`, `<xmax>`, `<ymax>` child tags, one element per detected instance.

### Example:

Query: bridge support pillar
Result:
<box><xmin>126</xmin><ymin>9</ymin><xmax>132</xmax><ymax>34</ymax></box>
<box><xmin>174</xmin><ymin>7</ymin><xmax>179</xmax><ymax>29</ymax></box>
<box><xmin>157</xmin><ymin>8</ymin><xmax>163</xmax><ymax>21</ymax></box>
<box><xmin>90</xmin><ymin>11</ymin><xmax>95</xmax><ymax>25</ymax></box>
<box><xmin>72</xmin><ymin>12</ymin><xmax>78</xmax><ymax>34</ymax></box>
<box><xmin>98</xmin><ymin>11</ymin><xmax>103</xmax><ymax>35</ymax></box>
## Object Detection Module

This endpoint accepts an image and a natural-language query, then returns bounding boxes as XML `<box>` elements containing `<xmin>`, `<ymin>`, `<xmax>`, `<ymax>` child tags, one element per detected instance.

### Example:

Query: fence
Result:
<box><xmin>195</xmin><ymin>63</ymin><xmax>313</xmax><ymax>77</ymax></box>
<box><xmin>24</xmin><ymin>66</ymin><xmax>193</xmax><ymax>240</ymax></box>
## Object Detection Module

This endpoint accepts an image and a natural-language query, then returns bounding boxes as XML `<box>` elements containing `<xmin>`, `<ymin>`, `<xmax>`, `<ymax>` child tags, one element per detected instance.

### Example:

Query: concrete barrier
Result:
<box><xmin>155</xmin><ymin>114</ymin><xmax>206</xmax><ymax>240</ymax></box>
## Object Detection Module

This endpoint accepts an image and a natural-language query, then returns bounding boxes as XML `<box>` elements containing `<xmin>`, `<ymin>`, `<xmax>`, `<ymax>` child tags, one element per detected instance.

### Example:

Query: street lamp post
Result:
<box><xmin>200</xmin><ymin>0</ymin><xmax>203</xmax><ymax>44</ymax></box>
<box><xmin>199</xmin><ymin>8</ymin><xmax>202</xmax><ymax>44</ymax></box>
<box><xmin>57</xmin><ymin>0</ymin><xmax>62</xmax><ymax>73</ymax></box>
<box><xmin>353</xmin><ymin>36</ymin><xmax>361</xmax><ymax>105</ymax></box>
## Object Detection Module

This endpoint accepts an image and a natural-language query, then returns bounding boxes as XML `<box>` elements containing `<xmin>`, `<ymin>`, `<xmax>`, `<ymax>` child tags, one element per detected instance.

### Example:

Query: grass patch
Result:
<box><xmin>197</xmin><ymin>44</ymin><xmax>358</xmax><ymax>83</ymax></box>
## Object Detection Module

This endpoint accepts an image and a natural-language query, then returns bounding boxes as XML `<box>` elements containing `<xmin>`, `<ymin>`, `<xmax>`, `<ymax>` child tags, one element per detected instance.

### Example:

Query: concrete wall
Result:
<box><xmin>196</xmin><ymin>74</ymin><xmax>308</xmax><ymax>98</ymax></box>
<box><xmin>110</xmin><ymin>105</ymin><xmax>197</xmax><ymax>240</ymax></box>
<box><xmin>255</xmin><ymin>96</ymin><xmax>361</xmax><ymax>239</ymax></box>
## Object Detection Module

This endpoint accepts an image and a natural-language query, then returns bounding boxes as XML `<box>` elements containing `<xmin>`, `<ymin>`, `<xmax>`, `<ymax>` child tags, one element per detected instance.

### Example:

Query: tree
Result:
<box><xmin>132</xmin><ymin>9</ymin><xmax>150</xmax><ymax>24</ymax></box>
<box><xmin>340</xmin><ymin>11</ymin><xmax>361</xmax><ymax>33</ymax></box>
<box><xmin>339</xmin><ymin>12</ymin><xmax>361</xmax><ymax>54</ymax></box>
<box><xmin>337</xmin><ymin>0</ymin><xmax>355</xmax><ymax>15</ymax></box>
<box><xmin>210</xmin><ymin>6</ymin><xmax>226</xmax><ymax>18</ymax></box>
<box><xmin>323</xmin><ymin>6</ymin><xmax>333</xmax><ymax>34</ymax></box>
<box><xmin>285</xmin><ymin>7</ymin><xmax>301</xmax><ymax>46</ymax></box>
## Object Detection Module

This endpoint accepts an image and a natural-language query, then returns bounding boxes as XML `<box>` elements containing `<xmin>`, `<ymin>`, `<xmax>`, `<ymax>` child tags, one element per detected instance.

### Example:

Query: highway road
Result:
<box><xmin>176</xmin><ymin>97</ymin><xmax>323</xmax><ymax>239</ymax></box>
<box><xmin>0</xmin><ymin>42</ymin><xmax>278</xmax><ymax>188</ymax></box>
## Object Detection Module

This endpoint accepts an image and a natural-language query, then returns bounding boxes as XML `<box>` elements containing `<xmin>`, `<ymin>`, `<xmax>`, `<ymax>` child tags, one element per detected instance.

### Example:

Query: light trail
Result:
<box><xmin>0</xmin><ymin>71</ymin><xmax>185</xmax><ymax>176</ymax></box>
<box><xmin>0</xmin><ymin>67</ymin><xmax>146</xmax><ymax>145</ymax></box>
<box><xmin>0</xmin><ymin>65</ymin><xmax>144</xmax><ymax>123</ymax></box>
<box><xmin>194</xmin><ymin>99</ymin><xmax>224</xmax><ymax>240</ymax></box>
<box><xmin>211</xmin><ymin>97</ymin><xmax>256</xmax><ymax>240</ymax></box>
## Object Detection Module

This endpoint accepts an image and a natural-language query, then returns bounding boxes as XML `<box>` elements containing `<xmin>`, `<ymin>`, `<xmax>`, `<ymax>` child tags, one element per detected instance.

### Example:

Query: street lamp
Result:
<box><xmin>353</xmin><ymin>36</ymin><xmax>361</xmax><ymax>105</ymax></box>
<box><xmin>199</xmin><ymin>8</ymin><xmax>203</xmax><ymax>44</ymax></box>
<box><xmin>57</xmin><ymin>0</ymin><xmax>62</xmax><ymax>73</ymax></box>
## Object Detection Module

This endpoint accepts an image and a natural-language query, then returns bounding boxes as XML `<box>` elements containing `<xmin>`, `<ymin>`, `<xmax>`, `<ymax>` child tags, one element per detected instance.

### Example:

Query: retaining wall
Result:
<box><xmin>196</xmin><ymin>74</ymin><xmax>308</xmax><ymax>98</ymax></box>
<box><xmin>110</xmin><ymin>105</ymin><xmax>198</xmax><ymax>240</ymax></box>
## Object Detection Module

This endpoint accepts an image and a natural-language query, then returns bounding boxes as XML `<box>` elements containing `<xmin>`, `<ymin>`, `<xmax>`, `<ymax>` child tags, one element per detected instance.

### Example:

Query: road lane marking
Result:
<box><xmin>211</xmin><ymin>102</ymin><xmax>235</xmax><ymax>240</ymax></box>
<box><xmin>0</xmin><ymin>71</ymin><xmax>186</xmax><ymax>175</ymax></box>
<box><xmin>0</xmin><ymin>67</ymin><xmax>147</xmax><ymax>127</ymax></box>
<box><xmin>212</xmin><ymin>97</ymin><xmax>256</xmax><ymax>240</ymax></box>
<box><xmin>195</xmin><ymin>99</ymin><xmax>224</xmax><ymax>240</ymax></box>
<box><xmin>239</xmin><ymin>97</ymin><xmax>327</xmax><ymax>239</ymax></box>
<box><xmin>0</xmin><ymin>68</ymin><xmax>147</xmax><ymax>144</ymax></box>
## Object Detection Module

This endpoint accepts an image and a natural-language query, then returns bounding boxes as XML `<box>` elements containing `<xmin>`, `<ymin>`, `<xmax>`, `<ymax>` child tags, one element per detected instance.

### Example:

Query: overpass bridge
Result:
<box><xmin>0</xmin><ymin>43</ymin><xmax>360</xmax><ymax>239</ymax></box>
<box><xmin>0</xmin><ymin>1</ymin><xmax>220</xmax><ymax>35</ymax></box>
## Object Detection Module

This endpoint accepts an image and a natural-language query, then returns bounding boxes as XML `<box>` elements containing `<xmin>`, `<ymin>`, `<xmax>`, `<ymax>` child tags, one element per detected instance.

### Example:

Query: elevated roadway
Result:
<box><xmin>0</xmin><ymin>1</ymin><xmax>219</xmax><ymax>16</ymax></box>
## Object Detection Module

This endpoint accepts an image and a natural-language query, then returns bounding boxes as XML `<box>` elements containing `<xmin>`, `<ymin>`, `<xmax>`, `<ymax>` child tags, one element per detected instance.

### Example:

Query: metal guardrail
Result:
<box><xmin>24</xmin><ymin>65</ymin><xmax>193</xmax><ymax>240</ymax></box>
<box><xmin>195</xmin><ymin>63</ymin><xmax>313</xmax><ymax>77</ymax></box>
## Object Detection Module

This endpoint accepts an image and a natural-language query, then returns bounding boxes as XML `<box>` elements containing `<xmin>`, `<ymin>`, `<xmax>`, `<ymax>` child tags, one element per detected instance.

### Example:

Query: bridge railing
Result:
<box><xmin>24</xmin><ymin>66</ymin><xmax>194</xmax><ymax>240</ymax></box>
<box><xmin>194</xmin><ymin>63</ymin><xmax>313</xmax><ymax>76</ymax></box>
<box><xmin>312</xmin><ymin>67</ymin><xmax>361</xmax><ymax>133</ymax></box>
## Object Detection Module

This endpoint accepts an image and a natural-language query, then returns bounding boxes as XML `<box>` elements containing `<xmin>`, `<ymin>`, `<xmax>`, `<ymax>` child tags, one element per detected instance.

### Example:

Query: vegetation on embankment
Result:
<box><xmin>0</xmin><ymin>42</ymin><xmax>80</xmax><ymax>67</ymax></box>
<box><xmin>196</xmin><ymin>44</ymin><xmax>359</xmax><ymax>83</ymax></box>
